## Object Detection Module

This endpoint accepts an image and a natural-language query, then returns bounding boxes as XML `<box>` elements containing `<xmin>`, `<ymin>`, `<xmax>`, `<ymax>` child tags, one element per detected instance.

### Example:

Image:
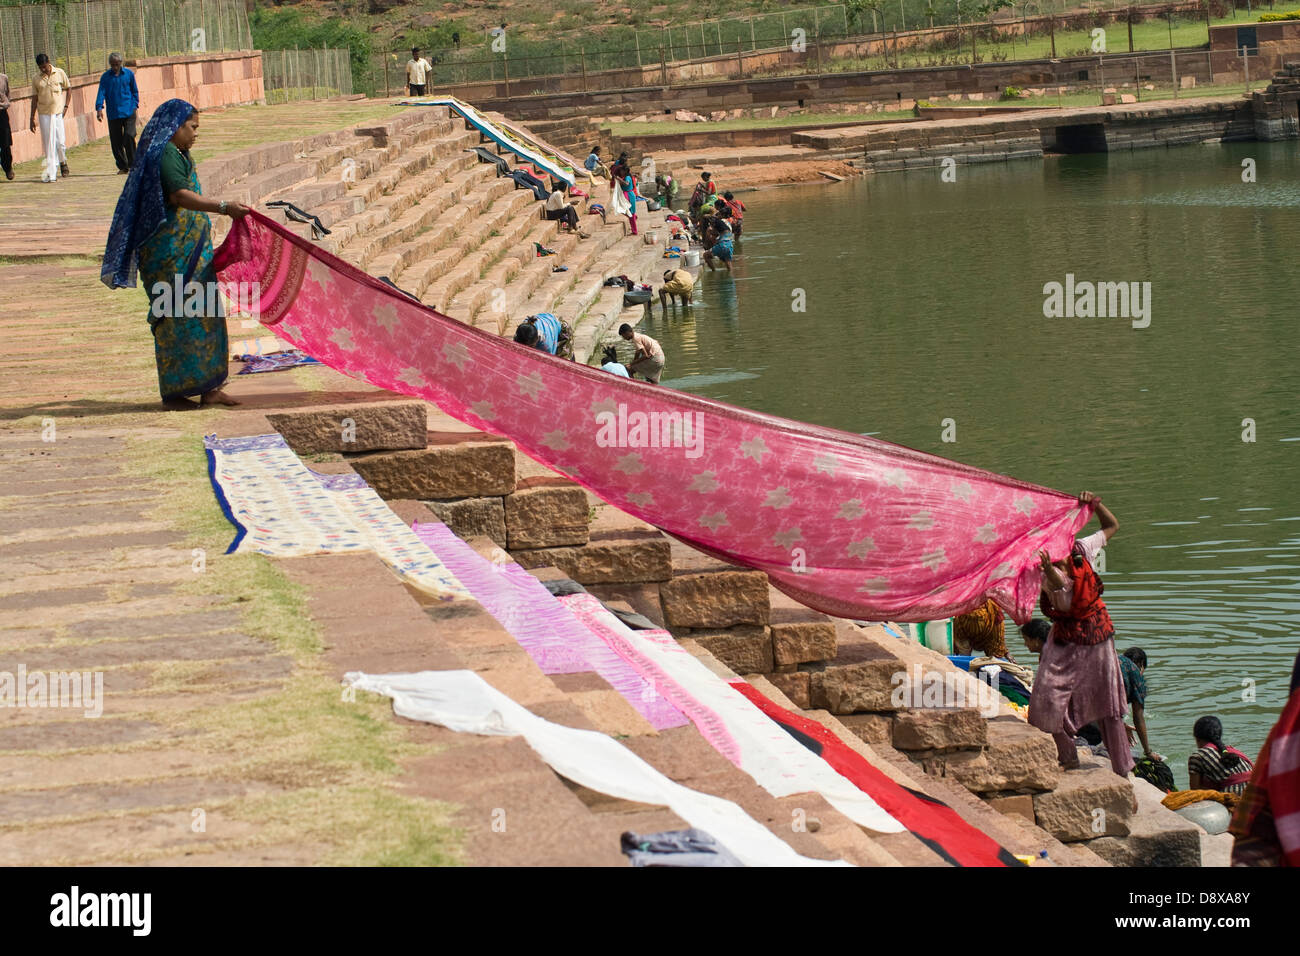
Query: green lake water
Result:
<box><xmin>646</xmin><ymin>142</ymin><xmax>1300</xmax><ymax>785</ymax></box>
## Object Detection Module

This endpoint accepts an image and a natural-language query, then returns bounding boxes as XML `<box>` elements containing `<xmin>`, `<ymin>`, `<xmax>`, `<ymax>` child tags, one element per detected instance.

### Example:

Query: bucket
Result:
<box><xmin>683</xmin><ymin>250</ymin><xmax>701</xmax><ymax>267</ymax></box>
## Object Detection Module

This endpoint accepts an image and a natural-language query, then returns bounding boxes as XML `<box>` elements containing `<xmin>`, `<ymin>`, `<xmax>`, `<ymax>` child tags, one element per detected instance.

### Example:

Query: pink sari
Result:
<box><xmin>215</xmin><ymin>212</ymin><xmax>1090</xmax><ymax>623</ymax></box>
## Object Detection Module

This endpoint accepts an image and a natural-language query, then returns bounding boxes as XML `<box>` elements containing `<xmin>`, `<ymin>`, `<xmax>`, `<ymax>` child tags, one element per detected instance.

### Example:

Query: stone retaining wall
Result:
<box><xmin>4</xmin><ymin>50</ymin><xmax>265</xmax><ymax>166</ymax></box>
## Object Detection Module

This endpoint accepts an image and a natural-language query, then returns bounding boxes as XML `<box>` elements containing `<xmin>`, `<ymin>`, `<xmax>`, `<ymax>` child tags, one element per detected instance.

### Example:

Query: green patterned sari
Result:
<box><xmin>138</xmin><ymin>146</ymin><xmax>228</xmax><ymax>401</ymax></box>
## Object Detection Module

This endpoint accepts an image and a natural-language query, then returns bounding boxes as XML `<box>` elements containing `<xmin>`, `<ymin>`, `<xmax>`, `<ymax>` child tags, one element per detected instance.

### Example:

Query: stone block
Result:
<box><xmin>349</xmin><ymin>443</ymin><xmax>515</xmax><ymax>499</ymax></box>
<box><xmin>912</xmin><ymin>718</ymin><xmax>1060</xmax><ymax>793</ymax></box>
<box><xmin>511</xmin><ymin>536</ymin><xmax>672</xmax><ymax>584</ymax></box>
<box><xmin>983</xmin><ymin>793</ymin><xmax>1035</xmax><ymax>824</ymax></box>
<box><xmin>769</xmin><ymin>598</ymin><xmax>837</xmax><ymax>666</ymax></box>
<box><xmin>767</xmin><ymin>671</ymin><xmax>811</xmax><ymax>709</ymax></box>
<box><xmin>1032</xmin><ymin>759</ymin><xmax>1133</xmax><ymax>842</ymax></box>
<box><xmin>267</xmin><ymin>402</ymin><xmax>427</xmax><ymax>453</ymax></box>
<box><xmin>838</xmin><ymin>712</ymin><xmax>893</xmax><ymax>745</ymax></box>
<box><xmin>808</xmin><ymin>657</ymin><xmax>903</xmax><ymax>714</ymax></box>
<box><xmin>686</xmin><ymin>625</ymin><xmax>774</xmax><ymax>675</ymax></box>
<box><xmin>423</xmin><ymin>497</ymin><xmax>507</xmax><ymax>548</ymax></box>
<box><xmin>892</xmin><ymin>707</ymin><xmax>987</xmax><ymax>751</ymax></box>
<box><xmin>659</xmin><ymin>569</ymin><xmax>770</xmax><ymax>629</ymax></box>
<box><xmin>1083</xmin><ymin>778</ymin><xmax>1201</xmax><ymax>866</ymax></box>
<box><xmin>504</xmin><ymin>484</ymin><xmax>590</xmax><ymax>550</ymax></box>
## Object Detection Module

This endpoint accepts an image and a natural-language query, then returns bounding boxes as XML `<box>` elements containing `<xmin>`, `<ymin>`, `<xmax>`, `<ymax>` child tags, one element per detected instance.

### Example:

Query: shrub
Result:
<box><xmin>1259</xmin><ymin>8</ymin><xmax>1300</xmax><ymax>19</ymax></box>
<box><xmin>1000</xmin><ymin>85</ymin><xmax>1022</xmax><ymax>99</ymax></box>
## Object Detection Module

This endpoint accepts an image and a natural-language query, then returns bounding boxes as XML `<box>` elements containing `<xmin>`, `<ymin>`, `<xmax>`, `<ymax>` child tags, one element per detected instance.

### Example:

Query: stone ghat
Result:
<box><xmin>200</xmin><ymin>105</ymin><xmax>1211</xmax><ymax>866</ymax></box>
<box><xmin>791</xmin><ymin>97</ymin><xmax>1258</xmax><ymax>173</ymax></box>
<box><xmin>266</xmin><ymin>396</ymin><xmax>1210</xmax><ymax>866</ymax></box>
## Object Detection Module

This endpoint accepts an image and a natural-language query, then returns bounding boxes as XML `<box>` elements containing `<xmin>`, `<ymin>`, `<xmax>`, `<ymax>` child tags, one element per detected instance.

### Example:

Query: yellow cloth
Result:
<box><xmin>954</xmin><ymin>599</ymin><xmax>1007</xmax><ymax>657</ymax></box>
<box><xmin>662</xmin><ymin>270</ymin><xmax>694</xmax><ymax>295</ymax></box>
<box><xmin>1162</xmin><ymin>789</ymin><xmax>1238</xmax><ymax>812</ymax></box>
<box><xmin>34</xmin><ymin>68</ymin><xmax>70</xmax><ymax>115</ymax></box>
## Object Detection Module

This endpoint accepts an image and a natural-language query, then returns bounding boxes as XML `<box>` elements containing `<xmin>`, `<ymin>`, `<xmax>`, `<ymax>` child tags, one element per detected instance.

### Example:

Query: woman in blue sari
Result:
<box><xmin>102</xmin><ymin>98</ymin><xmax>249</xmax><ymax>410</ymax></box>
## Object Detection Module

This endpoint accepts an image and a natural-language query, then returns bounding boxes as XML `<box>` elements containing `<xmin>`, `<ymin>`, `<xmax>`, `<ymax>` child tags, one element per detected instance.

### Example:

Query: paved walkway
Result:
<box><xmin>0</xmin><ymin>102</ymin><xmax>473</xmax><ymax>866</ymax></box>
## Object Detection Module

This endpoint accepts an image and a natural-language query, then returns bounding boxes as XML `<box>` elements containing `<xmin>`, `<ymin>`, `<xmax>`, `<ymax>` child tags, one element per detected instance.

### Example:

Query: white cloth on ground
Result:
<box><xmin>345</xmin><ymin>668</ymin><xmax>851</xmax><ymax>867</ymax></box>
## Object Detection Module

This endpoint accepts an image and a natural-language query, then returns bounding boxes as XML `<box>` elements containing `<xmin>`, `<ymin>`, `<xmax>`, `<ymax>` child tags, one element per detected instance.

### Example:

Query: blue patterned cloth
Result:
<box><xmin>101</xmin><ymin>98</ymin><xmax>197</xmax><ymax>290</ymax></box>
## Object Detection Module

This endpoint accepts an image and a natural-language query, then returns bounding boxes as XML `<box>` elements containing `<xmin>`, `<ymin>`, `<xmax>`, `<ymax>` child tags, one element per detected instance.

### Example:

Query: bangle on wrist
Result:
<box><xmin>219</xmin><ymin>200</ymin><xmax>227</xmax><ymax>215</ymax></box>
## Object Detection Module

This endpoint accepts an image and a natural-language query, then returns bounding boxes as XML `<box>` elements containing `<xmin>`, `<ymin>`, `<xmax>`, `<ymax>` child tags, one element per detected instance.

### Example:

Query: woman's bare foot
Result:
<box><xmin>1059</xmin><ymin>758</ymin><xmax>1081</xmax><ymax>771</ymax></box>
<box><xmin>200</xmin><ymin>389</ymin><xmax>241</xmax><ymax>407</ymax></box>
<box><xmin>162</xmin><ymin>397</ymin><xmax>199</xmax><ymax>411</ymax></box>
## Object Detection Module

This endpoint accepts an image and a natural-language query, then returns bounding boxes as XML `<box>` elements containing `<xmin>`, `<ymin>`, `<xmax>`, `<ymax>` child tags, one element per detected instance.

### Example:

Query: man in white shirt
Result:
<box><xmin>544</xmin><ymin>187</ymin><xmax>581</xmax><ymax>232</ymax></box>
<box><xmin>406</xmin><ymin>48</ymin><xmax>432</xmax><ymax>97</ymax></box>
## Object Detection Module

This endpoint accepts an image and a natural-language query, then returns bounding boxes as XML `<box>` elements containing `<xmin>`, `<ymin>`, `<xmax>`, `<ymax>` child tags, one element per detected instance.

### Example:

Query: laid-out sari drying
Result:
<box><xmin>215</xmin><ymin>212</ymin><xmax>1090</xmax><ymax>623</ymax></box>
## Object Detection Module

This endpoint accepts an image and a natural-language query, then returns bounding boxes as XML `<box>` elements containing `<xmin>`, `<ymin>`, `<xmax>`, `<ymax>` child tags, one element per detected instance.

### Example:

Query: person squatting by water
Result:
<box><xmin>703</xmin><ymin>215</ymin><xmax>734</xmax><ymax>274</ymax></box>
<box><xmin>619</xmin><ymin>324</ymin><xmax>665</xmax><ymax>384</ymax></box>
<box><xmin>101</xmin><ymin>99</ymin><xmax>250</xmax><ymax>410</ymax></box>
<box><xmin>514</xmin><ymin>313</ymin><xmax>575</xmax><ymax>360</ymax></box>
<box><xmin>659</xmin><ymin>268</ymin><xmax>694</xmax><ymax>309</ymax></box>
<box><xmin>1026</xmin><ymin>491</ymin><xmax>1135</xmax><ymax>777</ymax></box>
<box><xmin>600</xmin><ymin>345</ymin><xmax>629</xmax><ymax>378</ymax></box>
<box><xmin>1188</xmin><ymin>715</ymin><xmax>1255</xmax><ymax>795</ymax></box>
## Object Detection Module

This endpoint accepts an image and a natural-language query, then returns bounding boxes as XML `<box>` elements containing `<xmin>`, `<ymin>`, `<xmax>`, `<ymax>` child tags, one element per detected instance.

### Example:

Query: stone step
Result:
<box><xmin>510</xmin><ymin>501</ymin><xmax>670</xmax><ymax>585</ymax></box>
<box><xmin>347</xmin><ymin>438</ymin><xmax>517</xmax><ymax>500</ymax></box>
<box><xmin>1084</xmin><ymin>776</ymin><xmax>1202</xmax><ymax>866</ymax></box>
<box><xmin>505</xmin><ymin>477</ymin><xmax>591</xmax><ymax>550</ymax></box>
<box><xmin>1031</xmin><ymin>752</ymin><xmax>1134</xmax><ymax>843</ymax></box>
<box><xmin>768</xmin><ymin>587</ymin><xmax>837</xmax><ymax>667</ymax></box>
<box><xmin>266</xmin><ymin>401</ymin><xmax>429</xmax><ymax>455</ymax></box>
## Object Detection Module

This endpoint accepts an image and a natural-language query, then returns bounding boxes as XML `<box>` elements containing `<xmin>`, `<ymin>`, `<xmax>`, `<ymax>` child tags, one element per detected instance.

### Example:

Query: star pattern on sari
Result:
<box><xmin>1014</xmin><ymin>495</ymin><xmax>1036</xmax><ymax>516</ymax></box>
<box><xmin>517</xmin><ymin>371</ymin><xmax>545</xmax><ymax>400</ymax></box>
<box><xmin>279</xmin><ymin>321</ymin><xmax>303</xmax><ymax>341</ymax></box>
<box><xmin>762</xmin><ymin>486</ymin><xmax>793</xmax><ymax>510</ymax></box>
<box><xmin>699</xmin><ymin>510</ymin><xmax>728</xmax><ymax>531</ymax></box>
<box><xmin>591</xmin><ymin>397</ymin><xmax>618</xmax><ymax>418</ymax></box>
<box><xmin>951</xmin><ymin>481</ymin><xmax>974</xmax><ymax>502</ymax></box>
<box><xmin>330</xmin><ymin>327</ymin><xmax>356</xmax><ymax>350</ymax></box>
<box><xmin>837</xmin><ymin>499</ymin><xmax>865</xmax><ymax>520</ymax></box>
<box><xmin>812</xmin><ymin>453</ymin><xmax>840</xmax><ymax>475</ymax></box>
<box><xmin>470</xmin><ymin>400</ymin><xmax>495</xmax><ymax>420</ymax></box>
<box><xmin>908</xmin><ymin>511</ymin><xmax>935</xmax><ymax>531</ymax></box>
<box><xmin>773</xmin><ymin>527</ymin><xmax>803</xmax><ymax>550</ymax></box>
<box><xmin>689</xmin><ymin>471</ymin><xmax>719</xmax><ymax>493</ymax></box>
<box><xmin>974</xmin><ymin>523</ymin><xmax>998</xmax><ymax>544</ymax></box>
<box><xmin>615</xmin><ymin>453</ymin><xmax>644</xmax><ymax>475</ymax></box>
<box><xmin>443</xmin><ymin>341</ymin><xmax>470</xmax><ymax>370</ymax></box>
<box><xmin>857</xmin><ymin>577</ymin><xmax>889</xmax><ymax>595</ymax></box>
<box><xmin>847</xmin><ymin>536</ymin><xmax>876</xmax><ymax>559</ymax></box>
<box><xmin>920</xmin><ymin>548</ymin><xmax>947</xmax><ymax>571</ymax></box>
<box><xmin>398</xmin><ymin>368</ymin><xmax>426</xmax><ymax>388</ymax></box>
<box><xmin>740</xmin><ymin>436</ymin><xmax>769</xmax><ymax>464</ymax></box>
<box><xmin>541</xmin><ymin>430</ymin><xmax>571</xmax><ymax>451</ymax></box>
<box><xmin>991</xmin><ymin>562</ymin><xmax>1014</xmax><ymax>579</ymax></box>
<box><xmin>374</xmin><ymin>304</ymin><xmax>400</xmax><ymax>335</ymax></box>
<box><xmin>627</xmin><ymin>491</ymin><xmax>654</xmax><ymax>507</ymax></box>
<box><xmin>882</xmin><ymin>468</ymin><xmax>908</xmax><ymax>489</ymax></box>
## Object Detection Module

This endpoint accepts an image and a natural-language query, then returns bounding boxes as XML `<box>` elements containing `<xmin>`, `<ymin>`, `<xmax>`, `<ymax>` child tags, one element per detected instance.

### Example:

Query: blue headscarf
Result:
<box><xmin>100</xmin><ymin>98</ymin><xmax>197</xmax><ymax>289</ymax></box>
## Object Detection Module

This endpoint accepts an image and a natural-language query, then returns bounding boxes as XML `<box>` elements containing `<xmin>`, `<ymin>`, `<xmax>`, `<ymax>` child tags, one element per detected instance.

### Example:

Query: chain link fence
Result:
<box><xmin>0</xmin><ymin>0</ymin><xmax>252</xmax><ymax>87</ymax></box>
<box><xmin>262</xmin><ymin>47</ymin><xmax>353</xmax><ymax>104</ymax></box>
<box><xmin>356</xmin><ymin>1</ymin><xmax>1268</xmax><ymax>95</ymax></box>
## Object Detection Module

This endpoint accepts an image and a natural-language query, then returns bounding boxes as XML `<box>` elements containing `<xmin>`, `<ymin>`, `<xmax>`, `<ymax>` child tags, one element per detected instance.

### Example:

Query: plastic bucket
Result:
<box><xmin>683</xmin><ymin>250</ymin><xmax>701</xmax><ymax>267</ymax></box>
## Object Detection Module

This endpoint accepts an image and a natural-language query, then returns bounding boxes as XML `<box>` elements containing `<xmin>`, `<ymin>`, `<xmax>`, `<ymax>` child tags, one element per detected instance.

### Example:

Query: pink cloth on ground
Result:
<box><xmin>215</xmin><ymin>212</ymin><xmax>1091</xmax><ymax>624</ymax></box>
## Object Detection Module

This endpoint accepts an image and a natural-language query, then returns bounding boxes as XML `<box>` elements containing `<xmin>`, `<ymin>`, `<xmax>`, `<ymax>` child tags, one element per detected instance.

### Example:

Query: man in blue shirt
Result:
<box><xmin>95</xmin><ymin>53</ymin><xmax>139</xmax><ymax>173</ymax></box>
<box><xmin>513</xmin><ymin>314</ymin><xmax>574</xmax><ymax>360</ymax></box>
